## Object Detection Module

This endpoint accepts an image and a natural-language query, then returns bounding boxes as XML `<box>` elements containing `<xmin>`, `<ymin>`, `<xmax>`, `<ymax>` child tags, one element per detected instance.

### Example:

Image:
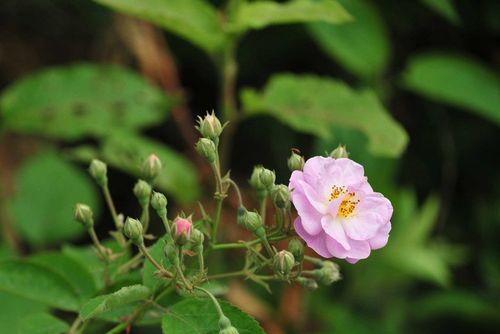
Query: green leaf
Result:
<box><xmin>308</xmin><ymin>0</ymin><xmax>390</xmax><ymax>79</ymax></box>
<box><xmin>229</xmin><ymin>0</ymin><xmax>352</xmax><ymax>32</ymax></box>
<box><xmin>28</xmin><ymin>252</ymin><xmax>99</xmax><ymax>300</ymax></box>
<box><xmin>0</xmin><ymin>63</ymin><xmax>170</xmax><ymax>139</ymax></box>
<box><xmin>0</xmin><ymin>292</ymin><xmax>47</xmax><ymax>334</ymax></box>
<box><xmin>101</xmin><ymin>133</ymin><xmax>200</xmax><ymax>202</ymax></box>
<box><xmin>402</xmin><ymin>52</ymin><xmax>500</xmax><ymax>125</ymax></box>
<box><xmin>241</xmin><ymin>74</ymin><xmax>408</xmax><ymax>157</ymax></box>
<box><xmin>18</xmin><ymin>313</ymin><xmax>69</xmax><ymax>334</ymax></box>
<box><xmin>80</xmin><ymin>284</ymin><xmax>151</xmax><ymax>321</ymax></box>
<box><xmin>162</xmin><ymin>298</ymin><xmax>265</xmax><ymax>334</ymax></box>
<box><xmin>62</xmin><ymin>245</ymin><xmax>106</xmax><ymax>291</ymax></box>
<box><xmin>94</xmin><ymin>0</ymin><xmax>224</xmax><ymax>54</ymax></box>
<box><xmin>420</xmin><ymin>0</ymin><xmax>460</xmax><ymax>25</ymax></box>
<box><xmin>8</xmin><ymin>151</ymin><xmax>99</xmax><ymax>246</ymax></box>
<box><xmin>0</xmin><ymin>260</ymin><xmax>80</xmax><ymax>310</ymax></box>
<box><xmin>143</xmin><ymin>237</ymin><xmax>170</xmax><ymax>289</ymax></box>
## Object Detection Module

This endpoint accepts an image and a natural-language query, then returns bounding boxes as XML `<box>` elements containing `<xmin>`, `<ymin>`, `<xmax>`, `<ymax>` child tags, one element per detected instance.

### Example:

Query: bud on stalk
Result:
<box><xmin>142</xmin><ymin>154</ymin><xmax>162</xmax><ymax>182</ymax></box>
<box><xmin>273</xmin><ymin>250</ymin><xmax>295</xmax><ymax>277</ymax></box>
<box><xmin>89</xmin><ymin>159</ymin><xmax>107</xmax><ymax>186</ymax></box>
<box><xmin>270</xmin><ymin>184</ymin><xmax>291</xmax><ymax>209</ymax></box>
<box><xmin>287</xmin><ymin>151</ymin><xmax>305</xmax><ymax>171</ymax></box>
<box><xmin>172</xmin><ymin>216</ymin><xmax>192</xmax><ymax>246</ymax></box>
<box><xmin>297</xmin><ymin>277</ymin><xmax>318</xmax><ymax>291</ymax></box>
<box><xmin>287</xmin><ymin>237</ymin><xmax>304</xmax><ymax>263</ymax></box>
<box><xmin>151</xmin><ymin>191</ymin><xmax>168</xmax><ymax>216</ymax></box>
<box><xmin>195</xmin><ymin>138</ymin><xmax>217</xmax><ymax>164</ymax></box>
<box><xmin>259</xmin><ymin>168</ymin><xmax>275</xmax><ymax>189</ymax></box>
<box><xmin>330</xmin><ymin>144</ymin><xmax>349</xmax><ymax>159</ymax></box>
<box><xmin>197</xmin><ymin>111</ymin><xmax>223</xmax><ymax>140</ymax></box>
<box><xmin>74</xmin><ymin>203</ymin><xmax>94</xmax><ymax>229</ymax></box>
<box><xmin>219</xmin><ymin>316</ymin><xmax>239</xmax><ymax>334</ymax></box>
<box><xmin>123</xmin><ymin>217</ymin><xmax>144</xmax><ymax>245</ymax></box>
<box><xmin>133</xmin><ymin>180</ymin><xmax>152</xmax><ymax>207</ymax></box>
<box><xmin>312</xmin><ymin>261</ymin><xmax>341</xmax><ymax>285</ymax></box>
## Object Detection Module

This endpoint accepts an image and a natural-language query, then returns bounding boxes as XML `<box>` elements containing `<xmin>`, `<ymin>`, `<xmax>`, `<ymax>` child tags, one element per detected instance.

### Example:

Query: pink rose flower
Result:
<box><xmin>289</xmin><ymin>157</ymin><xmax>393</xmax><ymax>263</ymax></box>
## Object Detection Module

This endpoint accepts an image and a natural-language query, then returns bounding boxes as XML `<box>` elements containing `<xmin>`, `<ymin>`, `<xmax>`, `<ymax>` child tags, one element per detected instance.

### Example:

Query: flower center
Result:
<box><xmin>329</xmin><ymin>185</ymin><xmax>359</xmax><ymax>218</ymax></box>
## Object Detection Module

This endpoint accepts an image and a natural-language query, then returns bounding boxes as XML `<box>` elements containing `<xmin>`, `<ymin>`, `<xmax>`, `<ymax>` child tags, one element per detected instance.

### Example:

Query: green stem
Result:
<box><xmin>68</xmin><ymin>316</ymin><xmax>83</xmax><ymax>334</ymax></box>
<box><xmin>194</xmin><ymin>286</ymin><xmax>225</xmax><ymax>318</ymax></box>
<box><xmin>212</xmin><ymin>234</ymin><xmax>288</xmax><ymax>250</ymax></box>
<box><xmin>175</xmin><ymin>249</ymin><xmax>192</xmax><ymax>289</ymax></box>
<box><xmin>138</xmin><ymin>243</ymin><xmax>164</xmax><ymax>273</ymax></box>
<box><xmin>140</xmin><ymin>203</ymin><xmax>150</xmax><ymax>233</ymax></box>
<box><xmin>207</xmin><ymin>270</ymin><xmax>245</xmax><ymax>280</ymax></box>
<box><xmin>228</xmin><ymin>179</ymin><xmax>243</xmax><ymax>207</ymax></box>
<box><xmin>160</xmin><ymin>214</ymin><xmax>171</xmax><ymax>235</ymax></box>
<box><xmin>212</xmin><ymin>197</ymin><xmax>224</xmax><ymax>244</ymax></box>
<box><xmin>259</xmin><ymin>196</ymin><xmax>267</xmax><ymax>224</ymax></box>
<box><xmin>103</xmin><ymin>184</ymin><xmax>121</xmax><ymax>230</ymax></box>
<box><xmin>117</xmin><ymin>252</ymin><xmax>143</xmax><ymax>274</ymax></box>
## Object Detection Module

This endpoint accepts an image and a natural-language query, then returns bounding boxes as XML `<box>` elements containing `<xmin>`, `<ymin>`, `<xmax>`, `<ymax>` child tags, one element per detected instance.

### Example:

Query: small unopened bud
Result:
<box><xmin>197</xmin><ymin>111</ymin><xmax>223</xmax><ymax>140</ymax></box>
<box><xmin>195</xmin><ymin>138</ymin><xmax>217</xmax><ymax>163</ymax></box>
<box><xmin>74</xmin><ymin>203</ymin><xmax>94</xmax><ymax>228</ymax></box>
<box><xmin>151</xmin><ymin>191</ymin><xmax>167</xmax><ymax>216</ymax></box>
<box><xmin>297</xmin><ymin>277</ymin><xmax>318</xmax><ymax>291</ymax></box>
<box><xmin>172</xmin><ymin>216</ymin><xmax>192</xmax><ymax>246</ymax></box>
<box><xmin>190</xmin><ymin>228</ymin><xmax>204</xmax><ymax>248</ymax></box>
<box><xmin>237</xmin><ymin>208</ymin><xmax>262</xmax><ymax>233</ymax></box>
<box><xmin>142</xmin><ymin>154</ymin><xmax>162</xmax><ymax>181</ymax></box>
<box><xmin>313</xmin><ymin>261</ymin><xmax>341</xmax><ymax>285</ymax></box>
<box><xmin>259</xmin><ymin>168</ymin><xmax>275</xmax><ymax>189</ymax></box>
<box><xmin>123</xmin><ymin>217</ymin><xmax>143</xmax><ymax>245</ymax></box>
<box><xmin>287</xmin><ymin>238</ymin><xmax>304</xmax><ymax>263</ymax></box>
<box><xmin>273</xmin><ymin>250</ymin><xmax>295</xmax><ymax>277</ymax></box>
<box><xmin>270</xmin><ymin>184</ymin><xmax>291</xmax><ymax>209</ymax></box>
<box><xmin>249</xmin><ymin>166</ymin><xmax>266</xmax><ymax>190</ymax></box>
<box><xmin>133</xmin><ymin>180</ymin><xmax>152</xmax><ymax>206</ymax></box>
<box><xmin>287</xmin><ymin>151</ymin><xmax>304</xmax><ymax>171</ymax></box>
<box><xmin>330</xmin><ymin>144</ymin><xmax>349</xmax><ymax>159</ymax></box>
<box><xmin>164</xmin><ymin>242</ymin><xmax>179</xmax><ymax>266</ymax></box>
<box><xmin>89</xmin><ymin>159</ymin><xmax>107</xmax><ymax>186</ymax></box>
<box><xmin>219</xmin><ymin>315</ymin><xmax>239</xmax><ymax>334</ymax></box>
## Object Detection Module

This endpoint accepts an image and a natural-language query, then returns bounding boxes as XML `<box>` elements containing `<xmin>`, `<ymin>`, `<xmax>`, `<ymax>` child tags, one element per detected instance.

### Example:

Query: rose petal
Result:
<box><xmin>321</xmin><ymin>216</ymin><xmax>351</xmax><ymax>250</ymax></box>
<box><xmin>291</xmin><ymin>190</ymin><xmax>323</xmax><ymax>235</ymax></box>
<box><xmin>294</xmin><ymin>217</ymin><xmax>332</xmax><ymax>258</ymax></box>
<box><xmin>368</xmin><ymin>222</ymin><xmax>391</xmax><ymax>249</ymax></box>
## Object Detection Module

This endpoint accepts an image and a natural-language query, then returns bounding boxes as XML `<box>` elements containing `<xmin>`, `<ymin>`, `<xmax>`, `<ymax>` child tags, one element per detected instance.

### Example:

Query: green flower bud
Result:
<box><xmin>270</xmin><ymin>184</ymin><xmax>291</xmax><ymax>209</ymax></box>
<box><xmin>287</xmin><ymin>237</ymin><xmax>304</xmax><ymax>263</ymax></box>
<box><xmin>195</xmin><ymin>138</ymin><xmax>217</xmax><ymax>163</ymax></box>
<box><xmin>273</xmin><ymin>250</ymin><xmax>295</xmax><ymax>277</ymax></box>
<box><xmin>219</xmin><ymin>316</ymin><xmax>239</xmax><ymax>334</ymax></box>
<box><xmin>133</xmin><ymin>180</ymin><xmax>152</xmax><ymax>206</ymax></box>
<box><xmin>74</xmin><ymin>203</ymin><xmax>94</xmax><ymax>229</ymax></box>
<box><xmin>237</xmin><ymin>207</ymin><xmax>263</xmax><ymax>234</ymax></box>
<box><xmin>259</xmin><ymin>168</ymin><xmax>275</xmax><ymax>189</ymax></box>
<box><xmin>297</xmin><ymin>277</ymin><xmax>318</xmax><ymax>291</ymax></box>
<box><xmin>249</xmin><ymin>166</ymin><xmax>266</xmax><ymax>191</ymax></box>
<box><xmin>197</xmin><ymin>111</ymin><xmax>223</xmax><ymax>140</ymax></box>
<box><xmin>330</xmin><ymin>144</ymin><xmax>349</xmax><ymax>159</ymax></box>
<box><xmin>312</xmin><ymin>261</ymin><xmax>341</xmax><ymax>285</ymax></box>
<box><xmin>164</xmin><ymin>242</ymin><xmax>179</xmax><ymax>266</ymax></box>
<box><xmin>287</xmin><ymin>151</ymin><xmax>304</xmax><ymax>171</ymax></box>
<box><xmin>123</xmin><ymin>217</ymin><xmax>143</xmax><ymax>245</ymax></box>
<box><xmin>151</xmin><ymin>191</ymin><xmax>168</xmax><ymax>216</ymax></box>
<box><xmin>89</xmin><ymin>159</ymin><xmax>107</xmax><ymax>186</ymax></box>
<box><xmin>190</xmin><ymin>228</ymin><xmax>204</xmax><ymax>248</ymax></box>
<box><xmin>141</xmin><ymin>154</ymin><xmax>162</xmax><ymax>182</ymax></box>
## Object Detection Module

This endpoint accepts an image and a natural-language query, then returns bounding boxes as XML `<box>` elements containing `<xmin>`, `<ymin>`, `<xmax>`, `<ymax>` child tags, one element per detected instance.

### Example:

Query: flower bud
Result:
<box><xmin>172</xmin><ymin>216</ymin><xmax>192</xmax><ymax>246</ymax></box>
<box><xmin>133</xmin><ymin>180</ymin><xmax>152</xmax><ymax>206</ymax></box>
<box><xmin>195</xmin><ymin>138</ymin><xmax>217</xmax><ymax>164</ymax></box>
<box><xmin>287</xmin><ymin>151</ymin><xmax>304</xmax><ymax>171</ymax></box>
<box><xmin>123</xmin><ymin>217</ymin><xmax>143</xmax><ymax>245</ymax></box>
<box><xmin>197</xmin><ymin>111</ymin><xmax>223</xmax><ymax>140</ymax></box>
<box><xmin>164</xmin><ymin>242</ymin><xmax>179</xmax><ymax>266</ymax></box>
<box><xmin>259</xmin><ymin>168</ymin><xmax>275</xmax><ymax>189</ymax></box>
<box><xmin>297</xmin><ymin>277</ymin><xmax>318</xmax><ymax>291</ymax></box>
<box><xmin>270</xmin><ymin>184</ymin><xmax>291</xmax><ymax>209</ymax></box>
<box><xmin>237</xmin><ymin>208</ymin><xmax>262</xmax><ymax>233</ymax></box>
<box><xmin>74</xmin><ymin>203</ymin><xmax>94</xmax><ymax>229</ymax></box>
<box><xmin>287</xmin><ymin>238</ymin><xmax>304</xmax><ymax>263</ymax></box>
<box><xmin>89</xmin><ymin>159</ymin><xmax>107</xmax><ymax>186</ymax></box>
<box><xmin>190</xmin><ymin>228</ymin><xmax>204</xmax><ymax>246</ymax></box>
<box><xmin>313</xmin><ymin>261</ymin><xmax>341</xmax><ymax>285</ymax></box>
<box><xmin>330</xmin><ymin>144</ymin><xmax>349</xmax><ymax>159</ymax></box>
<box><xmin>141</xmin><ymin>154</ymin><xmax>162</xmax><ymax>181</ymax></box>
<box><xmin>249</xmin><ymin>166</ymin><xmax>266</xmax><ymax>190</ymax></box>
<box><xmin>151</xmin><ymin>191</ymin><xmax>168</xmax><ymax>216</ymax></box>
<box><xmin>219</xmin><ymin>316</ymin><xmax>239</xmax><ymax>334</ymax></box>
<box><xmin>273</xmin><ymin>250</ymin><xmax>295</xmax><ymax>277</ymax></box>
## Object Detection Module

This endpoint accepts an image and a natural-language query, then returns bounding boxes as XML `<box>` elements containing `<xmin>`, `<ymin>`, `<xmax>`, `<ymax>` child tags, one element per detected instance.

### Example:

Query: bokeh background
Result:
<box><xmin>0</xmin><ymin>0</ymin><xmax>499</xmax><ymax>333</ymax></box>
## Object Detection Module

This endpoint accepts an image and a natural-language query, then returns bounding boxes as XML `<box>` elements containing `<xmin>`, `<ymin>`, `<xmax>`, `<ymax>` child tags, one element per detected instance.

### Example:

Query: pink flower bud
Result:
<box><xmin>172</xmin><ymin>216</ymin><xmax>192</xmax><ymax>245</ymax></box>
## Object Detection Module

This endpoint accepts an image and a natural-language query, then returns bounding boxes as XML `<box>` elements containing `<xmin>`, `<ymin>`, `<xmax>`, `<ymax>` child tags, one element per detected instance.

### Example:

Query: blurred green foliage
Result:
<box><xmin>0</xmin><ymin>0</ymin><xmax>499</xmax><ymax>333</ymax></box>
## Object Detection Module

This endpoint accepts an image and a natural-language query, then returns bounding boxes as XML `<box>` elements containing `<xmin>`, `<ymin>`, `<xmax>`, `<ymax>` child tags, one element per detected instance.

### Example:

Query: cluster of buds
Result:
<box><xmin>237</xmin><ymin>207</ymin><xmax>265</xmax><ymax>239</ymax></box>
<box><xmin>195</xmin><ymin>111</ymin><xmax>226</xmax><ymax>164</ymax></box>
